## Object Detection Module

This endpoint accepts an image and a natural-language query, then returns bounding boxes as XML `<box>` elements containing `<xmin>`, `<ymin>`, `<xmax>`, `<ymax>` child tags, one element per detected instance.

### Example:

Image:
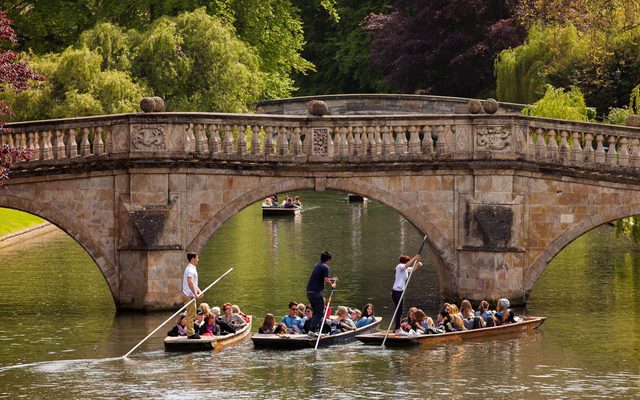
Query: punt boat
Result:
<box><xmin>252</xmin><ymin>316</ymin><xmax>382</xmax><ymax>349</ymax></box>
<box><xmin>262</xmin><ymin>207</ymin><xmax>301</xmax><ymax>216</ymax></box>
<box><xmin>164</xmin><ymin>316</ymin><xmax>252</xmax><ymax>351</ymax></box>
<box><xmin>355</xmin><ymin>316</ymin><xmax>546</xmax><ymax>347</ymax></box>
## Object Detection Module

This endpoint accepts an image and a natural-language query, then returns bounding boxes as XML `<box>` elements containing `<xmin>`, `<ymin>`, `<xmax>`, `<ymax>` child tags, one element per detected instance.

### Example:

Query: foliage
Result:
<box><xmin>615</xmin><ymin>217</ymin><xmax>640</xmax><ymax>244</ymax></box>
<box><xmin>77</xmin><ymin>22</ymin><xmax>132</xmax><ymax>71</ymax></box>
<box><xmin>630</xmin><ymin>84</ymin><xmax>640</xmax><ymax>114</ymax></box>
<box><xmin>522</xmin><ymin>85</ymin><xmax>591</xmax><ymax>121</ymax></box>
<box><xmin>0</xmin><ymin>11</ymin><xmax>42</xmax><ymax>187</ymax></box>
<box><xmin>605</xmin><ymin>107</ymin><xmax>631</xmax><ymax>125</ymax></box>
<box><xmin>495</xmin><ymin>23</ymin><xmax>588</xmax><ymax>104</ymax></box>
<box><xmin>294</xmin><ymin>0</ymin><xmax>391</xmax><ymax>95</ymax></box>
<box><xmin>363</xmin><ymin>0</ymin><xmax>525</xmax><ymax>97</ymax></box>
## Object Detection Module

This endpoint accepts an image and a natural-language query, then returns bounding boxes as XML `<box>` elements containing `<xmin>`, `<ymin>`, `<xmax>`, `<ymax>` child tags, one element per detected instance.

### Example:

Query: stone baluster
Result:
<box><xmin>40</xmin><ymin>130</ymin><xmax>52</xmax><ymax>160</ymax></box>
<box><xmin>94</xmin><ymin>127</ymin><xmax>105</xmax><ymax>155</ymax></box>
<box><xmin>366</xmin><ymin>126</ymin><xmax>376</xmax><ymax>155</ymax></box>
<box><xmin>264</xmin><ymin>126</ymin><xmax>275</xmax><ymax>155</ymax></box>
<box><xmin>547</xmin><ymin>129</ymin><xmax>558</xmax><ymax>161</ymax></box>
<box><xmin>236</xmin><ymin>125</ymin><xmax>247</xmax><ymax>156</ymax></box>
<box><xmin>14</xmin><ymin>131</ymin><xmax>24</xmax><ymax>147</ymax></box>
<box><xmin>630</xmin><ymin>139</ymin><xmax>640</xmax><ymax>168</ymax></box>
<box><xmin>29</xmin><ymin>131</ymin><xmax>40</xmax><ymax>161</ymax></box>
<box><xmin>80</xmin><ymin>128</ymin><xmax>91</xmax><ymax>156</ymax></box>
<box><xmin>408</xmin><ymin>125</ymin><xmax>419</xmax><ymax>155</ymax></box>
<box><xmin>526</xmin><ymin>128</ymin><xmax>536</xmax><ymax>160</ymax></box>
<box><xmin>594</xmin><ymin>134</ymin><xmax>605</xmax><ymax>164</ymax></box>
<box><xmin>292</xmin><ymin>127</ymin><xmax>303</xmax><ymax>155</ymax></box>
<box><xmin>0</xmin><ymin>133</ymin><xmax>6</xmax><ymax>146</ymax></box>
<box><xmin>381</xmin><ymin>126</ymin><xmax>392</xmax><ymax>156</ymax></box>
<box><xmin>435</xmin><ymin>125</ymin><xmax>446</xmax><ymax>156</ymax></box>
<box><xmin>302</xmin><ymin>127</ymin><xmax>312</xmax><ymax>155</ymax></box>
<box><xmin>570</xmin><ymin>131</ymin><xmax>582</xmax><ymax>164</ymax></box>
<box><xmin>67</xmin><ymin>128</ymin><xmax>78</xmax><ymax>158</ymax></box>
<box><xmin>534</xmin><ymin>128</ymin><xmax>546</xmax><ymax>160</ymax></box>
<box><xmin>195</xmin><ymin>124</ymin><xmax>207</xmax><ymax>154</ymax></box>
<box><xmin>606</xmin><ymin>136</ymin><xmax>617</xmax><ymax>166</ymax></box>
<box><xmin>339</xmin><ymin>127</ymin><xmax>349</xmax><ymax>156</ymax></box>
<box><xmin>394</xmin><ymin>126</ymin><xmax>407</xmax><ymax>155</ymax></box>
<box><xmin>422</xmin><ymin>125</ymin><xmax>434</xmax><ymax>158</ymax></box>
<box><xmin>374</xmin><ymin>126</ymin><xmax>382</xmax><ymax>155</ymax></box>
<box><xmin>559</xmin><ymin>130</ymin><xmax>570</xmax><ymax>163</ymax></box>
<box><xmin>353</xmin><ymin>127</ymin><xmax>363</xmax><ymax>156</ymax></box>
<box><xmin>223</xmin><ymin>125</ymin><xmax>234</xmax><ymax>155</ymax></box>
<box><xmin>583</xmin><ymin>133</ymin><xmax>594</xmax><ymax>164</ymax></box>
<box><xmin>54</xmin><ymin>129</ymin><xmax>66</xmax><ymax>159</ymax></box>
<box><xmin>278</xmin><ymin>127</ymin><xmax>289</xmax><ymax>156</ymax></box>
<box><xmin>251</xmin><ymin>125</ymin><xmax>261</xmax><ymax>155</ymax></box>
<box><xmin>332</xmin><ymin>127</ymin><xmax>341</xmax><ymax>155</ymax></box>
<box><xmin>104</xmin><ymin>127</ymin><xmax>112</xmax><ymax>154</ymax></box>
<box><xmin>346</xmin><ymin>127</ymin><xmax>354</xmax><ymax>155</ymax></box>
<box><xmin>618</xmin><ymin>137</ymin><xmax>629</xmax><ymax>167</ymax></box>
<box><xmin>208</xmin><ymin>124</ymin><xmax>221</xmax><ymax>155</ymax></box>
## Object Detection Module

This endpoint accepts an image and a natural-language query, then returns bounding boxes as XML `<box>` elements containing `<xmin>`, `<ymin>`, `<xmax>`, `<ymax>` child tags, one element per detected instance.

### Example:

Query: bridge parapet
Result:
<box><xmin>3</xmin><ymin>112</ymin><xmax>640</xmax><ymax>174</ymax></box>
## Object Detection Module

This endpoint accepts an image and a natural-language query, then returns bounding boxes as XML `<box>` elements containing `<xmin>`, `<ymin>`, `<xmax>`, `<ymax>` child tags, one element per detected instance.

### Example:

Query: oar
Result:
<box><xmin>381</xmin><ymin>235</ymin><xmax>428</xmax><ymax>346</ymax></box>
<box><xmin>122</xmin><ymin>267</ymin><xmax>233</xmax><ymax>358</ymax></box>
<box><xmin>313</xmin><ymin>287</ymin><xmax>335</xmax><ymax>350</ymax></box>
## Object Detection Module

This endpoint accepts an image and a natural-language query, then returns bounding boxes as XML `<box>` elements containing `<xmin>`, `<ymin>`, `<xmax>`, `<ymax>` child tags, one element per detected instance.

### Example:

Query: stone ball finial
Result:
<box><xmin>306</xmin><ymin>100</ymin><xmax>329</xmax><ymax>116</ymax></box>
<box><xmin>140</xmin><ymin>97</ymin><xmax>155</xmax><ymax>113</ymax></box>
<box><xmin>468</xmin><ymin>99</ymin><xmax>482</xmax><ymax>114</ymax></box>
<box><xmin>626</xmin><ymin>114</ymin><xmax>640</xmax><ymax>127</ymax></box>
<box><xmin>482</xmin><ymin>98</ymin><xmax>499</xmax><ymax>114</ymax></box>
<box><xmin>152</xmin><ymin>96</ymin><xmax>165</xmax><ymax>112</ymax></box>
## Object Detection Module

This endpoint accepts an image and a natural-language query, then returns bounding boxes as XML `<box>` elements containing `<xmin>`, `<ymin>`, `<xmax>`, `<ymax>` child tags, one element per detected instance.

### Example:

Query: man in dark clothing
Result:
<box><xmin>306</xmin><ymin>251</ymin><xmax>336</xmax><ymax>333</ymax></box>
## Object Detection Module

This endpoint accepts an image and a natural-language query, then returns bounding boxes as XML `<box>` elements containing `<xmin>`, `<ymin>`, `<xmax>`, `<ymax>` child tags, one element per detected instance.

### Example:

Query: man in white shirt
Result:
<box><xmin>182</xmin><ymin>252</ymin><xmax>203</xmax><ymax>339</ymax></box>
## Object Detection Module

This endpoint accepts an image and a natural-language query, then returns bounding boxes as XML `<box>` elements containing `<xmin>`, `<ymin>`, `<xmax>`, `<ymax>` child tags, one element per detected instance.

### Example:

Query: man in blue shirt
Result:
<box><xmin>306</xmin><ymin>251</ymin><xmax>336</xmax><ymax>333</ymax></box>
<box><xmin>280</xmin><ymin>301</ymin><xmax>302</xmax><ymax>333</ymax></box>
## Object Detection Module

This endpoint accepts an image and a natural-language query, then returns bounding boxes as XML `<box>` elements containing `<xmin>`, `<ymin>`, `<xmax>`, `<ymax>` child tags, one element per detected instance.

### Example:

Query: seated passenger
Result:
<box><xmin>437</xmin><ymin>304</ymin><xmax>458</xmax><ymax>332</ymax></box>
<box><xmin>460</xmin><ymin>299</ymin><xmax>484</xmax><ymax>329</ymax></box>
<box><xmin>351</xmin><ymin>308</ymin><xmax>362</xmax><ymax>327</ymax></box>
<box><xmin>476</xmin><ymin>300</ymin><xmax>497</xmax><ymax>327</ymax></box>
<box><xmin>299</xmin><ymin>306</ymin><xmax>313</xmax><ymax>333</ymax></box>
<box><xmin>413</xmin><ymin>309</ymin><xmax>434</xmax><ymax>333</ymax></box>
<box><xmin>297</xmin><ymin>303</ymin><xmax>306</xmax><ymax>318</ymax></box>
<box><xmin>448</xmin><ymin>304</ymin><xmax>466</xmax><ymax>331</ymax></box>
<box><xmin>232</xmin><ymin>304</ymin><xmax>250</xmax><ymax>323</ymax></box>
<box><xmin>283</xmin><ymin>197</ymin><xmax>296</xmax><ymax>208</ymax></box>
<box><xmin>331</xmin><ymin>306</ymin><xmax>356</xmax><ymax>333</ymax></box>
<box><xmin>356</xmin><ymin>303</ymin><xmax>375</xmax><ymax>328</ymax></box>
<box><xmin>194</xmin><ymin>309</ymin><xmax>206</xmax><ymax>331</ymax></box>
<box><xmin>258</xmin><ymin>313</ymin><xmax>287</xmax><ymax>334</ymax></box>
<box><xmin>212</xmin><ymin>306</ymin><xmax>236</xmax><ymax>335</ymax></box>
<box><xmin>167</xmin><ymin>313</ymin><xmax>188</xmax><ymax>337</ymax></box>
<box><xmin>220</xmin><ymin>302</ymin><xmax>247</xmax><ymax>329</ymax></box>
<box><xmin>200</xmin><ymin>313</ymin><xmax>221</xmax><ymax>336</ymax></box>
<box><xmin>494</xmin><ymin>298</ymin><xmax>516</xmax><ymax>325</ymax></box>
<box><xmin>293</xmin><ymin>196</ymin><xmax>302</xmax><ymax>208</ymax></box>
<box><xmin>281</xmin><ymin>301</ymin><xmax>302</xmax><ymax>333</ymax></box>
<box><xmin>262</xmin><ymin>198</ymin><xmax>273</xmax><ymax>207</ymax></box>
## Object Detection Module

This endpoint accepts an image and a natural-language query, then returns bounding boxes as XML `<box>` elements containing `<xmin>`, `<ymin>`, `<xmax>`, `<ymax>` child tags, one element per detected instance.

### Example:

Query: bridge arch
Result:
<box><xmin>0</xmin><ymin>195</ymin><xmax>118</xmax><ymax>302</ymax></box>
<box><xmin>188</xmin><ymin>176</ymin><xmax>455</xmax><ymax>293</ymax></box>
<box><xmin>525</xmin><ymin>204</ymin><xmax>640</xmax><ymax>300</ymax></box>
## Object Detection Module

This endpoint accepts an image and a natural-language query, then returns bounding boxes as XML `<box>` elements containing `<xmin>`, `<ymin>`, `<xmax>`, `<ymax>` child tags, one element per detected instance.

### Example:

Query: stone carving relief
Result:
<box><xmin>473</xmin><ymin>204</ymin><xmax>513</xmax><ymax>249</ymax></box>
<box><xmin>131</xmin><ymin>125</ymin><xmax>166</xmax><ymax>151</ymax></box>
<box><xmin>476</xmin><ymin>126</ymin><xmax>511</xmax><ymax>151</ymax></box>
<box><xmin>312</xmin><ymin>127</ymin><xmax>330</xmax><ymax>155</ymax></box>
<box><xmin>461</xmin><ymin>197</ymin><xmax>524</xmax><ymax>252</ymax></box>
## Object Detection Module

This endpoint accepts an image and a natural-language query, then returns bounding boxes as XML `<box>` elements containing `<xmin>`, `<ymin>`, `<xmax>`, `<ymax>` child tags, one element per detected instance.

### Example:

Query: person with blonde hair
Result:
<box><xmin>460</xmin><ymin>299</ymin><xmax>484</xmax><ymax>329</ymax></box>
<box><xmin>232</xmin><ymin>304</ymin><xmax>250</xmax><ymax>323</ymax></box>
<box><xmin>495</xmin><ymin>298</ymin><xmax>515</xmax><ymax>325</ymax></box>
<box><xmin>447</xmin><ymin>304</ymin><xmax>466</xmax><ymax>331</ymax></box>
<box><xmin>332</xmin><ymin>306</ymin><xmax>356</xmax><ymax>333</ymax></box>
<box><xmin>412</xmin><ymin>309</ymin><xmax>434</xmax><ymax>332</ymax></box>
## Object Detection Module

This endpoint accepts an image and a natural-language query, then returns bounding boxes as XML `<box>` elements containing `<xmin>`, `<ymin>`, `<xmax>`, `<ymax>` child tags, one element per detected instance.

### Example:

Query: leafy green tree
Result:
<box><xmin>521</xmin><ymin>85</ymin><xmax>592</xmax><ymax>121</ymax></box>
<box><xmin>77</xmin><ymin>22</ymin><xmax>132</xmax><ymax>71</ymax></box>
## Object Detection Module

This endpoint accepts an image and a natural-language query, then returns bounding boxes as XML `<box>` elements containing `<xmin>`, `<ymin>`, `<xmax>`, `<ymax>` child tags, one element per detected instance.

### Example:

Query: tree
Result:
<box><xmin>521</xmin><ymin>85</ymin><xmax>592</xmax><ymax>121</ymax></box>
<box><xmin>0</xmin><ymin>11</ymin><xmax>43</xmax><ymax>187</ymax></box>
<box><xmin>363</xmin><ymin>0</ymin><xmax>525</xmax><ymax>97</ymax></box>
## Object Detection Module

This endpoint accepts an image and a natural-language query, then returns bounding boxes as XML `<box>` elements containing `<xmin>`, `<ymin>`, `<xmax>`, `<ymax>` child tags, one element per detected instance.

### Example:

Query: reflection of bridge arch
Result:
<box><xmin>0</xmin><ymin>197</ymin><xmax>118</xmax><ymax>303</ymax></box>
<box><xmin>189</xmin><ymin>177</ymin><xmax>455</xmax><ymax>294</ymax></box>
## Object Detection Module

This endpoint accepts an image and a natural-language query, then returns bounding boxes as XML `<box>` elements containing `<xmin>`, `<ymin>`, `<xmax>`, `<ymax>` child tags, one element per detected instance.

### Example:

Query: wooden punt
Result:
<box><xmin>164</xmin><ymin>316</ymin><xmax>252</xmax><ymax>351</ymax></box>
<box><xmin>348</xmin><ymin>194</ymin><xmax>367</xmax><ymax>202</ymax></box>
<box><xmin>252</xmin><ymin>316</ymin><xmax>382</xmax><ymax>350</ymax></box>
<box><xmin>262</xmin><ymin>207</ymin><xmax>301</xmax><ymax>216</ymax></box>
<box><xmin>355</xmin><ymin>316</ymin><xmax>546</xmax><ymax>347</ymax></box>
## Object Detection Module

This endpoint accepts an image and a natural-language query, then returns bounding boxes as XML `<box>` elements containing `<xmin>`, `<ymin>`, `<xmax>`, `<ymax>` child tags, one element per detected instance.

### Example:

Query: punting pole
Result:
<box><xmin>381</xmin><ymin>235</ymin><xmax>428</xmax><ymax>347</ymax></box>
<box><xmin>314</xmin><ymin>286</ymin><xmax>335</xmax><ymax>350</ymax></box>
<box><xmin>122</xmin><ymin>267</ymin><xmax>233</xmax><ymax>358</ymax></box>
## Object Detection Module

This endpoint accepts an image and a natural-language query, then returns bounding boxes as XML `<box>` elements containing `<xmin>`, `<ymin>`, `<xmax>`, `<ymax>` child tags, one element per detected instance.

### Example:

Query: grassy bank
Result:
<box><xmin>0</xmin><ymin>209</ymin><xmax>45</xmax><ymax>236</ymax></box>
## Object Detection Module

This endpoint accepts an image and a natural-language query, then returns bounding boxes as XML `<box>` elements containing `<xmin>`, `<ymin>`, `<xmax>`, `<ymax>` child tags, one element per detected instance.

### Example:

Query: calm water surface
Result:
<box><xmin>0</xmin><ymin>190</ymin><xmax>639</xmax><ymax>399</ymax></box>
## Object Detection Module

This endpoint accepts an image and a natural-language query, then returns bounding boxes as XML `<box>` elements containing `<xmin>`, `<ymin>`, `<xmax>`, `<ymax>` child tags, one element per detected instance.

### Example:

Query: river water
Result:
<box><xmin>0</xmin><ymin>190</ymin><xmax>639</xmax><ymax>399</ymax></box>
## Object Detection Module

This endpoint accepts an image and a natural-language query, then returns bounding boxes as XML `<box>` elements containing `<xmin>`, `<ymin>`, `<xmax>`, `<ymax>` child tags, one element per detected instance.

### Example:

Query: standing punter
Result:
<box><xmin>182</xmin><ymin>252</ymin><xmax>203</xmax><ymax>339</ymax></box>
<box><xmin>306</xmin><ymin>251</ymin><xmax>336</xmax><ymax>333</ymax></box>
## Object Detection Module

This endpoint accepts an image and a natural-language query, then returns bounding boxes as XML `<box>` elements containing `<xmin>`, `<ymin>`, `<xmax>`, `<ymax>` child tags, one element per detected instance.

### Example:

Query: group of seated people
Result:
<box><xmin>167</xmin><ymin>302</ymin><xmax>250</xmax><ymax>338</ymax></box>
<box><xmin>396</xmin><ymin>298</ymin><xmax>517</xmax><ymax>335</ymax></box>
<box><xmin>262</xmin><ymin>194</ymin><xmax>302</xmax><ymax>208</ymax></box>
<box><xmin>259</xmin><ymin>301</ymin><xmax>376</xmax><ymax>335</ymax></box>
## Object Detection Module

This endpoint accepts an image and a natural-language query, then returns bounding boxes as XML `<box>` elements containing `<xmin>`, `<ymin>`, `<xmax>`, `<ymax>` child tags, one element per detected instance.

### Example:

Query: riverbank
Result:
<box><xmin>0</xmin><ymin>209</ymin><xmax>44</xmax><ymax>236</ymax></box>
<box><xmin>0</xmin><ymin>222</ymin><xmax>56</xmax><ymax>249</ymax></box>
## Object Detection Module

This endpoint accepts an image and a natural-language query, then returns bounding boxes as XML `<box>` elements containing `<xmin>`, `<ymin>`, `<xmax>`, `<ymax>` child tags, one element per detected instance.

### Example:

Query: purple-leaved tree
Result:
<box><xmin>0</xmin><ymin>10</ymin><xmax>44</xmax><ymax>188</ymax></box>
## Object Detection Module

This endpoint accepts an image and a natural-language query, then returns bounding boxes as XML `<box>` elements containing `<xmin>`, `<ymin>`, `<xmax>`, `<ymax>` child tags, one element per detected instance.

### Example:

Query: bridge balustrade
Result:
<box><xmin>2</xmin><ymin>113</ymin><xmax>640</xmax><ymax>172</ymax></box>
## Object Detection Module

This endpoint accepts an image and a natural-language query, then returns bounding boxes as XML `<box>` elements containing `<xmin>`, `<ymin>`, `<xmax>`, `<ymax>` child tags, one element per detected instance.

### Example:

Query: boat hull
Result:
<box><xmin>262</xmin><ymin>207</ymin><xmax>300</xmax><ymax>216</ymax></box>
<box><xmin>164</xmin><ymin>316</ymin><xmax>252</xmax><ymax>351</ymax></box>
<box><xmin>356</xmin><ymin>316</ymin><xmax>546</xmax><ymax>347</ymax></box>
<box><xmin>252</xmin><ymin>317</ymin><xmax>382</xmax><ymax>350</ymax></box>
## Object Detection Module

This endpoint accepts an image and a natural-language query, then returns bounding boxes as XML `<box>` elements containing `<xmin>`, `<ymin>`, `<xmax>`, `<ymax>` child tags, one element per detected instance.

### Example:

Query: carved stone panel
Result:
<box><xmin>459</xmin><ymin>195</ymin><xmax>524</xmax><ymax>252</ymax></box>
<box><xmin>311</xmin><ymin>127</ymin><xmax>330</xmax><ymax>155</ymax></box>
<box><xmin>476</xmin><ymin>126</ymin><xmax>511</xmax><ymax>151</ymax></box>
<box><xmin>131</xmin><ymin>125</ymin><xmax>166</xmax><ymax>151</ymax></box>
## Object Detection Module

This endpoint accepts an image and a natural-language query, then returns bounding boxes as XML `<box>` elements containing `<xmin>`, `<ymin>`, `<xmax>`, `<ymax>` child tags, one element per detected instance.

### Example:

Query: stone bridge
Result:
<box><xmin>2</xmin><ymin>96</ymin><xmax>640</xmax><ymax>310</ymax></box>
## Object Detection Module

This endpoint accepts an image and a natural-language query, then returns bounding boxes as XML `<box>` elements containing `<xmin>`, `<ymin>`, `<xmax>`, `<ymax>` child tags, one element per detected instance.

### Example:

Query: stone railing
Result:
<box><xmin>3</xmin><ymin>112</ymin><xmax>640</xmax><ymax>173</ymax></box>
